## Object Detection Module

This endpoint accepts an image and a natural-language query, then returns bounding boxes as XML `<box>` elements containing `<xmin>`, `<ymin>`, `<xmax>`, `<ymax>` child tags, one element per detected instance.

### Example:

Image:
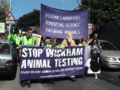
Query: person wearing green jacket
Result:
<box><xmin>15</xmin><ymin>34</ymin><xmax>21</xmax><ymax>49</ymax></box>
<box><xmin>78</xmin><ymin>37</ymin><xmax>88</xmax><ymax>46</ymax></box>
<box><xmin>78</xmin><ymin>37</ymin><xmax>88</xmax><ymax>80</ymax></box>
<box><xmin>44</xmin><ymin>39</ymin><xmax>52</xmax><ymax>47</ymax></box>
<box><xmin>13</xmin><ymin>29</ymin><xmax>21</xmax><ymax>64</ymax></box>
<box><xmin>20</xmin><ymin>28</ymin><xmax>35</xmax><ymax>88</ymax></box>
<box><xmin>7</xmin><ymin>33</ymin><xmax>14</xmax><ymax>48</ymax></box>
<box><xmin>51</xmin><ymin>38</ymin><xmax>60</xmax><ymax>48</ymax></box>
<box><xmin>79</xmin><ymin>43</ymin><xmax>88</xmax><ymax>46</ymax></box>
<box><xmin>49</xmin><ymin>38</ymin><xmax>60</xmax><ymax>84</ymax></box>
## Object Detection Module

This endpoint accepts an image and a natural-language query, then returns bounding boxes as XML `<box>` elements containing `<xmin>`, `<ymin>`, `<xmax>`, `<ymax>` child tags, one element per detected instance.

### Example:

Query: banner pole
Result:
<box><xmin>9</xmin><ymin>24</ymin><xmax>11</xmax><ymax>41</ymax></box>
<box><xmin>40</xmin><ymin>3</ymin><xmax>41</xmax><ymax>35</ymax></box>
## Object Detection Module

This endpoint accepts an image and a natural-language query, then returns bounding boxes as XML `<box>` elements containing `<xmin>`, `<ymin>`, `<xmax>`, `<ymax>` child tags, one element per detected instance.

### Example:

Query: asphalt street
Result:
<box><xmin>0</xmin><ymin>66</ymin><xmax>120</xmax><ymax>90</ymax></box>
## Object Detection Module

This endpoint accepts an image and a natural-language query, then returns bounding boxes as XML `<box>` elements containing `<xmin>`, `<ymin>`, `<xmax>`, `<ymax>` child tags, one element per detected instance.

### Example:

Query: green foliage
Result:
<box><xmin>0</xmin><ymin>9</ymin><xmax>5</xmax><ymax>22</ymax></box>
<box><xmin>16</xmin><ymin>9</ymin><xmax>40</xmax><ymax>30</ymax></box>
<box><xmin>76</xmin><ymin>0</ymin><xmax>120</xmax><ymax>24</ymax></box>
<box><xmin>0</xmin><ymin>0</ymin><xmax>9</xmax><ymax>22</ymax></box>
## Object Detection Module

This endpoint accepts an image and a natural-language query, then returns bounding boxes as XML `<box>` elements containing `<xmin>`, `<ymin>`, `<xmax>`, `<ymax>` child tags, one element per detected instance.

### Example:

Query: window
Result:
<box><xmin>99</xmin><ymin>42</ymin><xmax>117</xmax><ymax>50</ymax></box>
<box><xmin>0</xmin><ymin>43</ymin><xmax>10</xmax><ymax>55</ymax></box>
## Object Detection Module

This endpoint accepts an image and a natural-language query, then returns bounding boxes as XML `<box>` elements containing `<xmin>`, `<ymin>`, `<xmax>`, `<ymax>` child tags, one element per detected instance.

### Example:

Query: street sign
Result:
<box><xmin>5</xmin><ymin>12</ymin><xmax>15</xmax><ymax>21</ymax></box>
<box><xmin>5</xmin><ymin>12</ymin><xmax>15</xmax><ymax>24</ymax></box>
<box><xmin>0</xmin><ymin>23</ymin><xmax>5</xmax><ymax>33</ymax></box>
<box><xmin>6</xmin><ymin>21</ymin><xmax>15</xmax><ymax>24</ymax></box>
<box><xmin>5</xmin><ymin>0</ymin><xmax>15</xmax><ymax>40</ymax></box>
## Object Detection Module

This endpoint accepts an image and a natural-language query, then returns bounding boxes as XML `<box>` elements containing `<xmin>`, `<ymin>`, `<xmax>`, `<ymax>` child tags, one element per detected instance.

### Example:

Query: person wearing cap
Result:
<box><xmin>19</xmin><ymin>27</ymin><xmax>36</xmax><ymax>88</ymax></box>
<box><xmin>44</xmin><ymin>39</ymin><xmax>52</xmax><ymax>47</ymax></box>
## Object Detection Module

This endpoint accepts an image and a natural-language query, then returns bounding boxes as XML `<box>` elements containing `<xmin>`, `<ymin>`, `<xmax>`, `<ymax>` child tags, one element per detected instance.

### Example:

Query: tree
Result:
<box><xmin>16</xmin><ymin>9</ymin><xmax>40</xmax><ymax>30</ymax></box>
<box><xmin>76</xmin><ymin>0</ymin><xmax>120</xmax><ymax>24</ymax></box>
<box><xmin>0</xmin><ymin>0</ymin><xmax>10</xmax><ymax>22</ymax></box>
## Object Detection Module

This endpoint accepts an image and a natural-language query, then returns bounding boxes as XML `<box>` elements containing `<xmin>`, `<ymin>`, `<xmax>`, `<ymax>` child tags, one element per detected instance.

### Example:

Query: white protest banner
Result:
<box><xmin>32</xmin><ymin>34</ymin><xmax>42</xmax><ymax>47</ymax></box>
<box><xmin>0</xmin><ymin>23</ymin><xmax>5</xmax><ymax>33</ymax></box>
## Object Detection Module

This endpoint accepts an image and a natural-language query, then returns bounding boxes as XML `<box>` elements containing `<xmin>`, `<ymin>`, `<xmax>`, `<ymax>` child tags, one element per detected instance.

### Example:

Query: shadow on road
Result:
<box><xmin>30</xmin><ymin>74</ymin><xmax>93</xmax><ymax>85</ymax></box>
<box><xmin>101</xmin><ymin>67</ymin><xmax>120</xmax><ymax>72</ymax></box>
<box><xmin>30</xmin><ymin>77</ymin><xmax>71</xmax><ymax>85</ymax></box>
<box><xmin>98</xmin><ymin>67</ymin><xmax>120</xmax><ymax>87</ymax></box>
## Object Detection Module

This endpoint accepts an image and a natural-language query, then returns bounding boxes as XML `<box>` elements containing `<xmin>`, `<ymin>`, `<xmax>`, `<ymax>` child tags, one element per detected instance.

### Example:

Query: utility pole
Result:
<box><xmin>10</xmin><ymin>0</ymin><xmax>12</xmax><ymax>11</ymax></box>
<box><xmin>9</xmin><ymin>0</ymin><xmax>12</xmax><ymax>37</ymax></box>
<box><xmin>5</xmin><ymin>0</ymin><xmax>15</xmax><ymax>41</ymax></box>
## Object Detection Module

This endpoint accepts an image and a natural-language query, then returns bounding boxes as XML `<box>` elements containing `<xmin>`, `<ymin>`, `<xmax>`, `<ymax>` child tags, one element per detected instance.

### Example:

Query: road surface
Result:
<box><xmin>0</xmin><ymin>66</ymin><xmax>120</xmax><ymax>90</ymax></box>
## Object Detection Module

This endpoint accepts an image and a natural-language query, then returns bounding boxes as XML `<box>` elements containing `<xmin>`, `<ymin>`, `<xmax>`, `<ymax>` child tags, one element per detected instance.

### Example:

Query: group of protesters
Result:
<box><xmin>7</xmin><ymin>27</ymin><xmax>101</xmax><ymax>87</ymax></box>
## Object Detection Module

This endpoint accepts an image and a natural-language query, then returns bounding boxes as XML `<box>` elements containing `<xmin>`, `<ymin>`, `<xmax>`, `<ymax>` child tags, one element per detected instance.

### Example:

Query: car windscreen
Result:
<box><xmin>0</xmin><ymin>43</ymin><xmax>10</xmax><ymax>55</ymax></box>
<box><xmin>99</xmin><ymin>42</ymin><xmax>117</xmax><ymax>50</ymax></box>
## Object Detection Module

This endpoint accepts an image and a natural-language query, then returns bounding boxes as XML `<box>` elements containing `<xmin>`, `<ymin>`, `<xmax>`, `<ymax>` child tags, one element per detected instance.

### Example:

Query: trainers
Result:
<box><xmin>21</xmin><ymin>84</ymin><xmax>26</xmax><ymax>87</ymax></box>
<box><xmin>27</xmin><ymin>83</ymin><xmax>31</xmax><ymax>88</ymax></box>
<box><xmin>21</xmin><ymin>81</ymin><xmax>26</xmax><ymax>87</ymax></box>
<box><xmin>70</xmin><ymin>77</ymin><xmax>76</xmax><ymax>82</ymax></box>
<box><xmin>82</xmin><ymin>75</ymin><xmax>85</xmax><ymax>79</ymax></box>
<box><xmin>95</xmin><ymin>76</ymin><xmax>98</xmax><ymax>79</ymax></box>
<box><xmin>50</xmin><ymin>79</ymin><xmax>54</xmax><ymax>85</ymax></box>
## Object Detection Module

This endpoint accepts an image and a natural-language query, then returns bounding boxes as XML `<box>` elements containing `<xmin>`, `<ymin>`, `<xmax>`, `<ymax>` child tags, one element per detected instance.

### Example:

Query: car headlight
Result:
<box><xmin>105</xmin><ymin>57</ymin><xmax>117</xmax><ymax>61</ymax></box>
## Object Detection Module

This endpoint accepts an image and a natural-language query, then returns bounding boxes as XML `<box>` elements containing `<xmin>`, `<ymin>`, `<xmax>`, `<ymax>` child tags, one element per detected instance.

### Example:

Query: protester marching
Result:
<box><xmin>0</xmin><ymin>3</ymin><xmax>103</xmax><ymax>88</ymax></box>
<box><xmin>1</xmin><ymin>1</ymin><xmax>114</xmax><ymax>89</ymax></box>
<box><xmin>6</xmin><ymin>28</ymin><xmax>102</xmax><ymax>88</ymax></box>
<box><xmin>1</xmin><ymin>0</ymin><xmax>120</xmax><ymax>90</ymax></box>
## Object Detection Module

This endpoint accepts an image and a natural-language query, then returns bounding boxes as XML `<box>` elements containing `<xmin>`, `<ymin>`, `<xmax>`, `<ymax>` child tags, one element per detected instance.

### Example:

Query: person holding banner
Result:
<box><xmin>40</xmin><ymin>40</ymin><xmax>44</xmax><ymax>47</ymax></box>
<box><xmin>78</xmin><ymin>37</ymin><xmax>89</xmax><ymax>79</ymax></box>
<box><xmin>43</xmin><ymin>38</ymin><xmax>54</xmax><ymax>84</ymax></box>
<box><xmin>40</xmin><ymin>36</ymin><xmax>46</xmax><ymax>47</ymax></box>
<box><xmin>60</xmin><ymin>32</ymin><xmax>76</xmax><ymax>48</ymax></box>
<box><xmin>60</xmin><ymin>32</ymin><xmax>76</xmax><ymax>81</ymax></box>
<box><xmin>44</xmin><ymin>39</ymin><xmax>52</xmax><ymax>47</ymax></box>
<box><xmin>32</xmin><ymin>30</ymin><xmax>38</xmax><ymax>45</ymax></box>
<box><xmin>51</xmin><ymin>38</ymin><xmax>60</xmax><ymax>48</ymax></box>
<box><xmin>32</xmin><ymin>30</ymin><xmax>42</xmax><ymax>47</ymax></box>
<box><xmin>87</xmin><ymin>33</ymin><xmax>99</xmax><ymax>45</ymax></box>
<box><xmin>19</xmin><ymin>27</ymin><xmax>36</xmax><ymax>87</ymax></box>
<box><xmin>47</xmin><ymin>38</ymin><xmax>60</xmax><ymax>84</ymax></box>
<box><xmin>79</xmin><ymin>37</ymin><xmax>88</xmax><ymax>46</ymax></box>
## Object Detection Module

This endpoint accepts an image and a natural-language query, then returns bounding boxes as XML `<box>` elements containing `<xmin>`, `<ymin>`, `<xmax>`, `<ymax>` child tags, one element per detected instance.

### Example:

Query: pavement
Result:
<box><xmin>0</xmin><ymin>66</ymin><xmax>120</xmax><ymax>90</ymax></box>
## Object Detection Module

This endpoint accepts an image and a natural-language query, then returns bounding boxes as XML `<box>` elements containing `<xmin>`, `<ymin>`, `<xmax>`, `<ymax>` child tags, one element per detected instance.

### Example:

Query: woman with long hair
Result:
<box><xmin>89</xmin><ymin>39</ymin><xmax>101</xmax><ymax>79</ymax></box>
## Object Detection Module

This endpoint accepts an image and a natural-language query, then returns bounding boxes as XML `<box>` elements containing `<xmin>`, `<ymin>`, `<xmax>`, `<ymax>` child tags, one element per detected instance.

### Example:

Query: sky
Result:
<box><xmin>6</xmin><ymin>0</ymin><xmax>80</xmax><ymax>20</ymax></box>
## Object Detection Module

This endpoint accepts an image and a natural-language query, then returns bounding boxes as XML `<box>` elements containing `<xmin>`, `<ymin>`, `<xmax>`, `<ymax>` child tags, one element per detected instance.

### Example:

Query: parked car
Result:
<box><xmin>0</xmin><ymin>40</ymin><xmax>17</xmax><ymax>79</ymax></box>
<box><xmin>99</xmin><ymin>40</ymin><xmax>120</xmax><ymax>68</ymax></box>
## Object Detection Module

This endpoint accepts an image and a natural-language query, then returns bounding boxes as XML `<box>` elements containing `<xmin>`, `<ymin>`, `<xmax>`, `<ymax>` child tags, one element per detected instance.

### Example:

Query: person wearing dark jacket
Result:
<box><xmin>90</xmin><ymin>39</ymin><xmax>101</xmax><ymax>79</ymax></box>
